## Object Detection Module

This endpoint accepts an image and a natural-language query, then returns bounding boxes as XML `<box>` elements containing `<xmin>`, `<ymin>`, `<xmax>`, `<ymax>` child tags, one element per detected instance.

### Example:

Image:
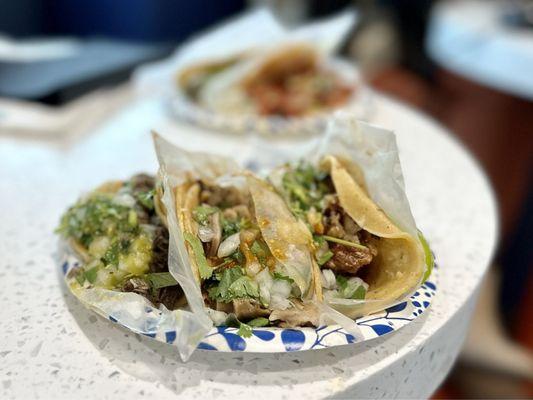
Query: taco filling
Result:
<box><xmin>57</xmin><ymin>174</ymin><xmax>184</xmax><ymax>310</ymax></box>
<box><xmin>178</xmin><ymin>179</ymin><xmax>319</xmax><ymax>329</ymax></box>
<box><xmin>243</xmin><ymin>50</ymin><xmax>353</xmax><ymax>117</ymax></box>
<box><xmin>275</xmin><ymin>162</ymin><xmax>377</xmax><ymax>301</ymax></box>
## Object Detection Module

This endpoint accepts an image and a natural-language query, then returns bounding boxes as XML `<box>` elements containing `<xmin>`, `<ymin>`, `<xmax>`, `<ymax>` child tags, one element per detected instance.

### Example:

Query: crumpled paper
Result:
<box><xmin>134</xmin><ymin>8</ymin><xmax>357</xmax><ymax>95</ymax></box>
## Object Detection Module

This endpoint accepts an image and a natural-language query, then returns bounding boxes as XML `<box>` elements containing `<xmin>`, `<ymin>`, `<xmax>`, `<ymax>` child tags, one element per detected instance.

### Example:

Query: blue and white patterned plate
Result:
<box><xmin>61</xmin><ymin>253</ymin><xmax>437</xmax><ymax>353</ymax></box>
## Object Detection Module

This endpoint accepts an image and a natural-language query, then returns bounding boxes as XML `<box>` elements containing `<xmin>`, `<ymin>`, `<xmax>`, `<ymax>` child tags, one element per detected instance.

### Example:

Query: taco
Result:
<box><xmin>171</xmin><ymin>173</ymin><xmax>322</xmax><ymax>328</ymax></box>
<box><xmin>56</xmin><ymin>174</ymin><xmax>185</xmax><ymax>310</ymax></box>
<box><xmin>179</xmin><ymin>43</ymin><xmax>354</xmax><ymax>118</ymax></box>
<box><xmin>269</xmin><ymin>157</ymin><xmax>430</xmax><ymax>318</ymax></box>
<box><xmin>153</xmin><ymin>134</ymin><xmax>321</xmax><ymax>329</ymax></box>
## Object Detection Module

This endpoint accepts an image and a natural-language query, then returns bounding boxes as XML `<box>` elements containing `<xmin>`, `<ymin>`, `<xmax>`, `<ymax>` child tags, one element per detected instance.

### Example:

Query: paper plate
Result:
<box><xmin>170</xmin><ymin>58</ymin><xmax>373</xmax><ymax>138</ymax></box>
<box><xmin>60</xmin><ymin>251</ymin><xmax>438</xmax><ymax>353</ymax></box>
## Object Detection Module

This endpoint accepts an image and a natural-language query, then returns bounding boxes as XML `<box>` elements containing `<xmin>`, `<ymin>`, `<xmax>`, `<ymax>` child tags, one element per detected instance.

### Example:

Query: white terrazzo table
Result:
<box><xmin>0</xmin><ymin>92</ymin><xmax>497</xmax><ymax>399</ymax></box>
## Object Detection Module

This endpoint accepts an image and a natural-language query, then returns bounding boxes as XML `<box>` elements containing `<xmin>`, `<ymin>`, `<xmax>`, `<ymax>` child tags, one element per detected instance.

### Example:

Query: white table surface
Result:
<box><xmin>426</xmin><ymin>0</ymin><xmax>533</xmax><ymax>100</ymax></box>
<box><xmin>0</xmin><ymin>92</ymin><xmax>497</xmax><ymax>399</ymax></box>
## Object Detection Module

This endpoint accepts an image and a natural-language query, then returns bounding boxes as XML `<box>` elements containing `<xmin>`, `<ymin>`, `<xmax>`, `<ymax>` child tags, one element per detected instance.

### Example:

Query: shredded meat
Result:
<box><xmin>232</xmin><ymin>299</ymin><xmax>270</xmax><ymax>320</ymax></box>
<box><xmin>200</xmin><ymin>183</ymin><xmax>247</xmax><ymax>208</ymax></box>
<box><xmin>156</xmin><ymin>286</ymin><xmax>185</xmax><ymax>310</ymax></box>
<box><xmin>322</xmin><ymin>199</ymin><xmax>378</xmax><ymax>275</ymax></box>
<box><xmin>269</xmin><ymin>301</ymin><xmax>319</xmax><ymax>327</ymax></box>
<box><xmin>130</xmin><ymin>174</ymin><xmax>155</xmax><ymax>195</ymax></box>
<box><xmin>122</xmin><ymin>277</ymin><xmax>151</xmax><ymax>297</ymax></box>
<box><xmin>149</xmin><ymin>225</ymin><xmax>169</xmax><ymax>273</ymax></box>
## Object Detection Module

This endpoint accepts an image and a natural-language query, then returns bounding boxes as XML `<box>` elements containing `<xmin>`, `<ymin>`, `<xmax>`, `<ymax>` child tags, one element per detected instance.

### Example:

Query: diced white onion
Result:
<box><xmin>217</xmin><ymin>233</ymin><xmax>240</xmax><ymax>258</ymax></box>
<box><xmin>113</xmin><ymin>193</ymin><xmax>136</xmax><ymax>208</ymax></box>
<box><xmin>269</xmin><ymin>279</ymin><xmax>292</xmax><ymax>310</ymax></box>
<box><xmin>246</xmin><ymin>260</ymin><xmax>262</xmax><ymax>277</ymax></box>
<box><xmin>271</xmin><ymin>279</ymin><xmax>292</xmax><ymax>299</ymax></box>
<box><xmin>321</xmin><ymin>269</ymin><xmax>337</xmax><ymax>290</ymax></box>
<box><xmin>347</xmin><ymin>276</ymin><xmax>369</xmax><ymax>291</ymax></box>
<box><xmin>205</xmin><ymin>308</ymin><xmax>228</xmax><ymax>326</ymax></box>
<box><xmin>270</xmin><ymin>295</ymin><xmax>291</xmax><ymax>310</ymax></box>
<box><xmin>256</xmin><ymin>268</ymin><xmax>273</xmax><ymax>306</ymax></box>
<box><xmin>198</xmin><ymin>225</ymin><xmax>215</xmax><ymax>242</ymax></box>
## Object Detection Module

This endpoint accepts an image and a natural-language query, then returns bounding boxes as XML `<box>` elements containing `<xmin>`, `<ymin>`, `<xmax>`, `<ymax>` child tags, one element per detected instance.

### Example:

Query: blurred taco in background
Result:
<box><xmin>57</xmin><ymin>174</ymin><xmax>185</xmax><ymax>310</ymax></box>
<box><xmin>178</xmin><ymin>43</ymin><xmax>355</xmax><ymax>119</ymax></box>
<box><xmin>269</xmin><ymin>156</ymin><xmax>432</xmax><ymax>318</ymax></box>
<box><xmin>153</xmin><ymin>134</ymin><xmax>322</xmax><ymax>331</ymax></box>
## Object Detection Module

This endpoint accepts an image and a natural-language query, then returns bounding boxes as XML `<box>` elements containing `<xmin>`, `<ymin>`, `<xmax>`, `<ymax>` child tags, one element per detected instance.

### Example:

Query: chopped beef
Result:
<box><xmin>233</xmin><ymin>299</ymin><xmax>270</xmax><ymax>320</ymax></box>
<box><xmin>204</xmin><ymin>212</ymin><xmax>221</xmax><ymax>257</ymax></box>
<box><xmin>122</xmin><ymin>277</ymin><xmax>151</xmax><ymax>297</ymax></box>
<box><xmin>325</xmin><ymin>243</ymin><xmax>374</xmax><ymax>275</ymax></box>
<box><xmin>155</xmin><ymin>286</ymin><xmax>185</xmax><ymax>310</ymax></box>
<box><xmin>130</xmin><ymin>174</ymin><xmax>155</xmax><ymax>194</ymax></box>
<box><xmin>199</xmin><ymin>183</ymin><xmax>247</xmax><ymax>208</ymax></box>
<box><xmin>322</xmin><ymin>198</ymin><xmax>378</xmax><ymax>275</ymax></box>
<box><xmin>323</xmin><ymin>200</ymin><xmax>347</xmax><ymax>239</ymax></box>
<box><xmin>269</xmin><ymin>302</ymin><xmax>319</xmax><ymax>327</ymax></box>
<box><xmin>149</xmin><ymin>225</ymin><xmax>169</xmax><ymax>273</ymax></box>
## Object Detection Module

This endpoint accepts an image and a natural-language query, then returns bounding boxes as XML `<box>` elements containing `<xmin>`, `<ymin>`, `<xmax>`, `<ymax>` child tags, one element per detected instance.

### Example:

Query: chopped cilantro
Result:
<box><xmin>317</xmin><ymin>250</ymin><xmax>334</xmax><ymax>266</ymax></box>
<box><xmin>136</xmin><ymin>189</ymin><xmax>155</xmax><ymax>210</ymax></box>
<box><xmin>237</xmin><ymin>322</ymin><xmax>253</xmax><ymax>338</ymax></box>
<box><xmin>220</xmin><ymin>216</ymin><xmax>251</xmax><ymax>240</ymax></box>
<box><xmin>336</xmin><ymin>275</ymin><xmax>367</xmax><ymax>299</ymax></box>
<box><xmin>192</xmin><ymin>205</ymin><xmax>218</xmax><ymax>226</ymax></box>
<box><xmin>208</xmin><ymin>267</ymin><xmax>259</xmax><ymax>302</ymax></box>
<box><xmin>273</xmin><ymin>272</ymin><xmax>294</xmax><ymax>284</ymax></box>
<box><xmin>248</xmin><ymin>317</ymin><xmax>270</xmax><ymax>327</ymax></box>
<box><xmin>184</xmin><ymin>232</ymin><xmax>213</xmax><ymax>280</ymax></box>
<box><xmin>351</xmin><ymin>285</ymin><xmax>367</xmax><ymax>300</ymax></box>
<box><xmin>281</xmin><ymin>162</ymin><xmax>330</xmax><ymax>216</ymax></box>
<box><xmin>56</xmin><ymin>194</ymin><xmax>139</xmax><ymax>248</ymax></box>
<box><xmin>322</xmin><ymin>235</ymin><xmax>368</xmax><ymax>251</ymax></box>
<box><xmin>231</xmin><ymin>248</ymin><xmax>245</xmax><ymax>265</ymax></box>
<box><xmin>250</xmin><ymin>240</ymin><xmax>270</xmax><ymax>266</ymax></box>
<box><xmin>84</xmin><ymin>266</ymin><xmax>99</xmax><ymax>284</ymax></box>
<box><xmin>145</xmin><ymin>272</ymin><xmax>178</xmax><ymax>290</ymax></box>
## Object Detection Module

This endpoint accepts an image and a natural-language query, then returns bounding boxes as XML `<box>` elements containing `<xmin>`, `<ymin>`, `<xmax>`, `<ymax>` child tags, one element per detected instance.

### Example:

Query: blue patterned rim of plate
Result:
<box><xmin>61</xmin><ymin>254</ymin><xmax>437</xmax><ymax>353</ymax></box>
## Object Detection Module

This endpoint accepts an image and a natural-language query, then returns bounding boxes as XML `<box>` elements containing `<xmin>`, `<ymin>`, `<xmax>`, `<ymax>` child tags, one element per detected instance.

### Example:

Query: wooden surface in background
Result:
<box><xmin>371</xmin><ymin>67</ymin><xmax>532</xmax><ymax>240</ymax></box>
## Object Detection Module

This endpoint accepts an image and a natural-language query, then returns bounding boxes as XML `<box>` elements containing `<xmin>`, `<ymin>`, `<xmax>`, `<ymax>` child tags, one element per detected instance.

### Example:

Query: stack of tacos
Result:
<box><xmin>57</xmin><ymin>117</ymin><xmax>433</xmax><ymax>352</ymax></box>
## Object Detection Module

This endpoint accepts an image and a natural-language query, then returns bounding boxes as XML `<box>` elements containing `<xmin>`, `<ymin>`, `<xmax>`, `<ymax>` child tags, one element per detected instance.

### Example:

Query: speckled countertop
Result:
<box><xmin>0</xmin><ymin>93</ymin><xmax>497</xmax><ymax>399</ymax></box>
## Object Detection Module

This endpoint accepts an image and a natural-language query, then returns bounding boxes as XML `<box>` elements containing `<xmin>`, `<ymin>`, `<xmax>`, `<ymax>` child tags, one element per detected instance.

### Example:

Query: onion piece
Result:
<box><xmin>217</xmin><ymin>233</ymin><xmax>241</xmax><ymax>258</ymax></box>
<box><xmin>321</xmin><ymin>269</ymin><xmax>337</xmax><ymax>290</ymax></box>
<box><xmin>198</xmin><ymin>225</ymin><xmax>215</xmax><ymax>242</ymax></box>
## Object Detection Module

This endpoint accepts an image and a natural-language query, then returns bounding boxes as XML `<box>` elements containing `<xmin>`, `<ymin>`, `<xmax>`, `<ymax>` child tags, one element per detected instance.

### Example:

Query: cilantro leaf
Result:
<box><xmin>250</xmin><ymin>240</ymin><xmax>270</xmax><ymax>266</ymax></box>
<box><xmin>145</xmin><ymin>272</ymin><xmax>178</xmax><ymax>290</ymax></box>
<box><xmin>336</xmin><ymin>275</ymin><xmax>367</xmax><ymax>300</ymax></box>
<box><xmin>248</xmin><ymin>317</ymin><xmax>270</xmax><ymax>327</ymax></box>
<box><xmin>184</xmin><ymin>232</ymin><xmax>212</xmax><ymax>279</ymax></box>
<box><xmin>228</xmin><ymin>276</ymin><xmax>260</xmax><ymax>299</ymax></box>
<box><xmin>192</xmin><ymin>205</ymin><xmax>218</xmax><ymax>226</ymax></box>
<box><xmin>322</xmin><ymin>235</ymin><xmax>368</xmax><ymax>251</ymax></box>
<box><xmin>273</xmin><ymin>272</ymin><xmax>294</xmax><ymax>284</ymax></box>
<box><xmin>136</xmin><ymin>189</ymin><xmax>155</xmax><ymax>210</ymax></box>
<box><xmin>208</xmin><ymin>267</ymin><xmax>259</xmax><ymax>302</ymax></box>
<box><xmin>84</xmin><ymin>266</ymin><xmax>98</xmax><ymax>284</ymax></box>
<box><xmin>317</xmin><ymin>250</ymin><xmax>333</xmax><ymax>266</ymax></box>
<box><xmin>237</xmin><ymin>322</ymin><xmax>253</xmax><ymax>338</ymax></box>
<box><xmin>351</xmin><ymin>285</ymin><xmax>367</xmax><ymax>300</ymax></box>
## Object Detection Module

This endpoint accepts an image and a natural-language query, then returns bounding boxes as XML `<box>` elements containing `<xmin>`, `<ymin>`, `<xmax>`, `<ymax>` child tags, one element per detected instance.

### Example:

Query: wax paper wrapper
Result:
<box><xmin>60</xmin><ymin>242</ymin><xmax>210</xmax><ymax>362</ymax></box>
